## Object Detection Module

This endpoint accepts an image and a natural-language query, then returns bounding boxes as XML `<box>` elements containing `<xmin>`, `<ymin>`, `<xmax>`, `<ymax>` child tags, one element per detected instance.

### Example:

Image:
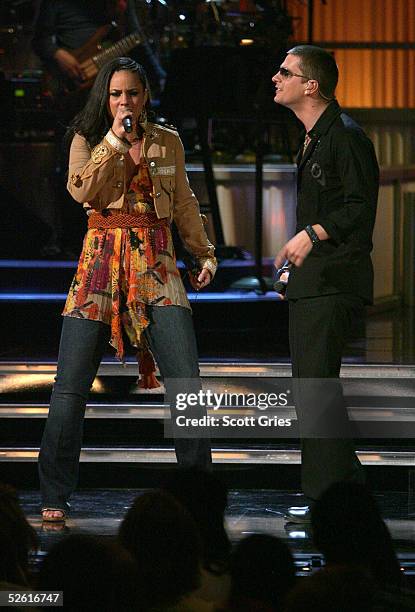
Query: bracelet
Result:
<box><xmin>304</xmin><ymin>224</ymin><xmax>320</xmax><ymax>245</ymax></box>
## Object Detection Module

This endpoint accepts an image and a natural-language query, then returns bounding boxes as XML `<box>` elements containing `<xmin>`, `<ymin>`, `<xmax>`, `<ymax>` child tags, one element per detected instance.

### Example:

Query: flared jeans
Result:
<box><xmin>38</xmin><ymin>306</ymin><xmax>211</xmax><ymax>511</ymax></box>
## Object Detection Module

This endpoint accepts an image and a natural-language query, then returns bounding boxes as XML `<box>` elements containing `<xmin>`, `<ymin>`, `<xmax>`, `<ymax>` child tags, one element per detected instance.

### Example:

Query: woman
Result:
<box><xmin>39</xmin><ymin>57</ymin><xmax>216</xmax><ymax>523</ymax></box>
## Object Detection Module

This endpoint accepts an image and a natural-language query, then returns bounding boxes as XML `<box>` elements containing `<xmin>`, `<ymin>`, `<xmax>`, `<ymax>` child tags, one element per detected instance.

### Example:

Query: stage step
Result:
<box><xmin>1</xmin><ymin>361</ymin><xmax>414</xmax><ymax>377</ymax></box>
<box><xmin>1</xmin><ymin>402</ymin><xmax>415</xmax><ymax>423</ymax></box>
<box><xmin>1</xmin><ymin>361</ymin><xmax>414</xmax><ymax>491</ymax></box>
<box><xmin>1</xmin><ymin>446</ymin><xmax>415</xmax><ymax>466</ymax></box>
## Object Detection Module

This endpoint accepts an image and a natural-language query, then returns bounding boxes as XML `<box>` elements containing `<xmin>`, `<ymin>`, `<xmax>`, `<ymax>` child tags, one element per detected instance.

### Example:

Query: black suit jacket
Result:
<box><xmin>286</xmin><ymin>101</ymin><xmax>379</xmax><ymax>304</ymax></box>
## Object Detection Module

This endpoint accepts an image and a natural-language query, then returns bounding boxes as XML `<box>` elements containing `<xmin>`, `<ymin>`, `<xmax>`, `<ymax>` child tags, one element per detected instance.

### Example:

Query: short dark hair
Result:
<box><xmin>287</xmin><ymin>45</ymin><xmax>338</xmax><ymax>101</ymax></box>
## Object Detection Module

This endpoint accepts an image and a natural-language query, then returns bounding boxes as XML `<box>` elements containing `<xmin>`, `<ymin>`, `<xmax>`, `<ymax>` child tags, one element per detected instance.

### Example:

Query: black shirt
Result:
<box><xmin>32</xmin><ymin>0</ymin><xmax>165</xmax><ymax>82</ymax></box>
<box><xmin>286</xmin><ymin>100</ymin><xmax>379</xmax><ymax>304</ymax></box>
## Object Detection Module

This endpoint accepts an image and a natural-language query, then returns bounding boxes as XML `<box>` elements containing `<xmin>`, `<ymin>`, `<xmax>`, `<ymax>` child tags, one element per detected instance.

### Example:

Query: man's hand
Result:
<box><xmin>189</xmin><ymin>268</ymin><xmax>211</xmax><ymax>291</ymax></box>
<box><xmin>274</xmin><ymin>229</ymin><xmax>313</xmax><ymax>269</ymax></box>
<box><xmin>54</xmin><ymin>48</ymin><xmax>84</xmax><ymax>81</ymax></box>
<box><xmin>275</xmin><ymin>270</ymin><xmax>290</xmax><ymax>300</ymax></box>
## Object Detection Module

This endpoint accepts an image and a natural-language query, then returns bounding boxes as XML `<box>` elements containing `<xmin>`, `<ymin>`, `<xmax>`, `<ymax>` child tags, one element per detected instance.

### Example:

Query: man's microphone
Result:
<box><xmin>122</xmin><ymin>116</ymin><xmax>133</xmax><ymax>133</ymax></box>
<box><xmin>273</xmin><ymin>260</ymin><xmax>292</xmax><ymax>295</ymax></box>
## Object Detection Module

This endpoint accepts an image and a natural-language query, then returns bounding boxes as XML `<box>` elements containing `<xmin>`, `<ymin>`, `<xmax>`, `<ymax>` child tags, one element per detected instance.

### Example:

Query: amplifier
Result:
<box><xmin>0</xmin><ymin>72</ymin><xmax>55</xmax><ymax>141</ymax></box>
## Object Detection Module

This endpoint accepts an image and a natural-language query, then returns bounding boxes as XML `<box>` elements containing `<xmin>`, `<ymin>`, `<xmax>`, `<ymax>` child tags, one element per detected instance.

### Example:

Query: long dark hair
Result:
<box><xmin>66</xmin><ymin>57</ymin><xmax>150</xmax><ymax>149</ymax></box>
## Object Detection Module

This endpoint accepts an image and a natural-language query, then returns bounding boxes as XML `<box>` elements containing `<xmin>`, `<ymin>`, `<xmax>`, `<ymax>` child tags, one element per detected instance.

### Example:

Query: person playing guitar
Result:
<box><xmin>32</xmin><ymin>0</ymin><xmax>166</xmax><ymax>102</ymax></box>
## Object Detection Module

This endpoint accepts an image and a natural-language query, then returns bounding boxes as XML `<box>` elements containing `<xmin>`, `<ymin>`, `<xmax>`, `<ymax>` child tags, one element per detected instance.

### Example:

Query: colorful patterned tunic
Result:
<box><xmin>63</xmin><ymin>160</ymin><xmax>190</xmax><ymax>361</ymax></box>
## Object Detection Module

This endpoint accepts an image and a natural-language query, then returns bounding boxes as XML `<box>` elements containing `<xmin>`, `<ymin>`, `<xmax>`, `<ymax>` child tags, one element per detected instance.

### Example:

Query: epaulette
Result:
<box><xmin>154</xmin><ymin>121</ymin><xmax>178</xmax><ymax>134</ymax></box>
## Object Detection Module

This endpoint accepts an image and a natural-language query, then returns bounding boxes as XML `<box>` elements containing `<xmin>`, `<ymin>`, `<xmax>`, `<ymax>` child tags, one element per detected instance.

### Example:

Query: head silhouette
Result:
<box><xmin>312</xmin><ymin>482</ymin><xmax>402</xmax><ymax>587</ymax></box>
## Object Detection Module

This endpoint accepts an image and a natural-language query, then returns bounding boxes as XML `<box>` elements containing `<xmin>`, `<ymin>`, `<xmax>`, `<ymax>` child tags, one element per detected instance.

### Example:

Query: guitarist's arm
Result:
<box><xmin>32</xmin><ymin>0</ymin><xmax>84</xmax><ymax>82</ymax></box>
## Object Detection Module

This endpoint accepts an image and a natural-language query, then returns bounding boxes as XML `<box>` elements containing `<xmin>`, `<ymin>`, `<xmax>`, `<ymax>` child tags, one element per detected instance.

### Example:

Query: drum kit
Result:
<box><xmin>144</xmin><ymin>1</ymin><xmax>292</xmax><ymax>52</ymax></box>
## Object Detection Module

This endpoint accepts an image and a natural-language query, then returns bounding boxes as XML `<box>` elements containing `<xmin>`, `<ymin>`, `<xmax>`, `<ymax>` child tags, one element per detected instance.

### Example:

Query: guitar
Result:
<box><xmin>43</xmin><ymin>25</ymin><xmax>142</xmax><ymax>98</ymax></box>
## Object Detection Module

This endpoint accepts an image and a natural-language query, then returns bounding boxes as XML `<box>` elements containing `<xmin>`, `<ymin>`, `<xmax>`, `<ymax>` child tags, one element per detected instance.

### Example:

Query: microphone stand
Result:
<box><xmin>231</xmin><ymin>108</ymin><xmax>272</xmax><ymax>295</ymax></box>
<box><xmin>253</xmin><ymin>112</ymin><xmax>268</xmax><ymax>294</ymax></box>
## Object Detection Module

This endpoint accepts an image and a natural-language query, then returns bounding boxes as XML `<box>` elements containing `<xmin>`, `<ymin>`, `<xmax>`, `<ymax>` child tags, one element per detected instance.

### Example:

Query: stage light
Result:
<box><xmin>240</xmin><ymin>39</ymin><xmax>254</xmax><ymax>45</ymax></box>
<box><xmin>179</xmin><ymin>14</ymin><xmax>186</xmax><ymax>21</ymax></box>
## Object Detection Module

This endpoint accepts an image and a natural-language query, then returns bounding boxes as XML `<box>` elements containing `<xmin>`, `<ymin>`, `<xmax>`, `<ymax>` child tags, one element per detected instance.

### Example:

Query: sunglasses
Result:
<box><xmin>278</xmin><ymin>66</ymin><xmax>310</xmax><ymax>80</ymax></box>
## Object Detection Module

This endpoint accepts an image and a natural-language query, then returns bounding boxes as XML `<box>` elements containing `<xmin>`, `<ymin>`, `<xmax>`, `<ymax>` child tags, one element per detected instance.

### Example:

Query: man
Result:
<box><xmin>32</xmin><ymin>0</ymin><xmax>165</xmax><ymax>99</ymax></box>
<box><xmin>273</xmin><ymin>46</ymin><xmax>379</xmax><ymax>522</ymax></box>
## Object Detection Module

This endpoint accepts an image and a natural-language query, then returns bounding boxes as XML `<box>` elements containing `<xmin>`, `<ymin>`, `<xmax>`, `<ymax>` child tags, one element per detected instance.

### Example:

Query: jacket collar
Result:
<box><xmin>307</xmin><ymin>99</ymin><xmax>342</xmax><ymax>138</ymax></box>
<box><xmin>297</xmin><ymin>100</ymin><xmax>342</xmax><ymax>169</ymax></box>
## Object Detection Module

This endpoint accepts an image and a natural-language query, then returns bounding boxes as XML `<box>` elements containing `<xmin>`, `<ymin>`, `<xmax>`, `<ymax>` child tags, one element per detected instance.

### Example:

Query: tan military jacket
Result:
<box><xmin>67</xmin><ymin>122</ymin><xmax>216</xmax><ymax>275</ymax></box>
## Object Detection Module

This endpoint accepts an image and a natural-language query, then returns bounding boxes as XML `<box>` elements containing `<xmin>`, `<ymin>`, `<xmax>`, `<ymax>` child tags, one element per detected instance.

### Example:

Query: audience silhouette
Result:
<box><xmin>118</xmin><ymin>489</ymin><xmax>208</xmax><ymax>611</ymax></box>
<box><xmin>0</xmin><ymin>483</ymin><xmax>38</xmax><ymax>588</ymax></box>
<box><xmin>225</xmin><ymin>533</ymin><xmax>296</xmax><ymax>612</ymax></box>
<box><xmin>2</xmin><ymin>476</ymin><xmax>415</xmax><ymax>611</ymax></box>
<box><xmin>284</xmin><ymin>565</ymin><xmax>377</xmax><ymax>612</ymax></box>
<box><xmin>37</xmin><ymin>534</ymin><xmax>142</xmax><ymax>611</ymax></box>
<box><xmin>161</xmin><ymin>469</ymin><xmax>231</xmax><ymax>606</ymax></box>
<box><xmin>311</xmin><ymin>481</ymin><xmax>403</xmax><ymax>588</ymax></box>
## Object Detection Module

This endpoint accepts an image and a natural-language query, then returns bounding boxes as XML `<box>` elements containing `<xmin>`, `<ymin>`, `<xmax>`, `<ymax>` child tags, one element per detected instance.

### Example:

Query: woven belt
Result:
<box><xmin>88</xmin><ymin>211</ymin><xmax>168</xmax><ymax>229</ymax></box>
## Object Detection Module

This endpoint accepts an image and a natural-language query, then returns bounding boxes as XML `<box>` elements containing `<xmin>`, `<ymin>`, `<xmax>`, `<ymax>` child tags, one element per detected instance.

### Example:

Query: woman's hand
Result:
<box><xmin>189</xmin><ymin>268</ymin><xmax>212</xmax><ymax>291</ymax></box>
<box><xmin>111</xmin><ymin>106</ymin><xmax>136</xmax><ymax>141</ymax></box>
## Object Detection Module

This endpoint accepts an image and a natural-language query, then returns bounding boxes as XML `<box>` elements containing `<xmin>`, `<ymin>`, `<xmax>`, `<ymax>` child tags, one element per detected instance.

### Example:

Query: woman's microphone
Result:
<box><xmin>122</xmin><ymin>116</ymin><xmax>133</xmax><ymax>133</ymax></box>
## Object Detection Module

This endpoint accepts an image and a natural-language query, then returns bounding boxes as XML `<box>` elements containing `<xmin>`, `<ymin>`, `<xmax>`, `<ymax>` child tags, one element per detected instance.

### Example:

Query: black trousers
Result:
<box><xmin>289</xmin><ymin>293</ymin><xmax>365</xmax><ymax>501</ymax></box>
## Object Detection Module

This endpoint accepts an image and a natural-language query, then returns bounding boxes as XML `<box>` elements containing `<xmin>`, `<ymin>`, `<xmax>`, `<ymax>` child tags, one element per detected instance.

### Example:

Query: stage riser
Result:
<box><xmin>1</xmin><ymin>363</ymin><xmax>414</xmax><ymax>494</ymax></box>
<box><xmin>1</xmin><ymin>447</ymin><xmax>415</xmax><ymax>467</ymax></box>
<box><xmin>0</xmin><ymin>301</ymin><xmax>290</xmax><ymax>361</ymax></box>
<box><xmin>0</xmin><ymin>259</ymin><xmax>276</xmax><ymax>293</ymax></box>
<box><xmin>2</xmin><ymin>416</ymin><xmax>415</xmax><ymax>446</ymax></box>
<box><xmin>1</xmin><ymin>462</ymin><xmax>413</xmax><ymax>495</ymax></box>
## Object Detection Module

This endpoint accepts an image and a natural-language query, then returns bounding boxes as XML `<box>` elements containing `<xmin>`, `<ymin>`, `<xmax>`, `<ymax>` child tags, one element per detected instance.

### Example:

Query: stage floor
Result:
<box><xmin>22</xmin><ymin>488</ymin><xmax>415</xmax><ymax>576</ymax></box>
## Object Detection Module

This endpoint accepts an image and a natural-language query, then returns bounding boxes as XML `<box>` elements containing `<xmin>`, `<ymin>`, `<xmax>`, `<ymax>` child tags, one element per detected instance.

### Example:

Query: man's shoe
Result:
<box><xmin>284</xmin><ymin>505</ymin><xmax>312</xmax><ymax>524</ymax></box>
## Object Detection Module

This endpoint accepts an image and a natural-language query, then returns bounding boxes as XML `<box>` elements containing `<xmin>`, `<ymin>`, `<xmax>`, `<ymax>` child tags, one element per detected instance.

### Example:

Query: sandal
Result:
<box><xmin>41</xmin><ymin>508</ymin><xmax>66</xmax><ymax>523</ymax></box>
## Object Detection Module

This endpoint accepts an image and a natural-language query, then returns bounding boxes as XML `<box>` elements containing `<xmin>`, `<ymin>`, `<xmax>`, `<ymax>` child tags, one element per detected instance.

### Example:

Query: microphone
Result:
<box><xmin>273</xmin><ymin>260</ymin><xmax>292</xmax><ymax>296</ymax></box>
<box><xmin>122</xmin><ymin>116</ymin><xmax>133</xmax><ymax>133</ymax></box>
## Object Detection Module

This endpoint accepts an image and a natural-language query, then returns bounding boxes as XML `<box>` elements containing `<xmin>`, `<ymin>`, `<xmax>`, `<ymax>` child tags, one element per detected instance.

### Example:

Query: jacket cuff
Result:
<box><xmin>198</xmin><ymin>257</ymin><xmax>217</xmax><ymax>278</ymax></box>
<box><xmin>104</xmin><ymin>130</ymin><xmax>131</xmax><ymax>154</ymax></box>
<box><xmin>315</xmin><ymin>220</ymin><xmax>342</xmax><ymax>245</ymax></box>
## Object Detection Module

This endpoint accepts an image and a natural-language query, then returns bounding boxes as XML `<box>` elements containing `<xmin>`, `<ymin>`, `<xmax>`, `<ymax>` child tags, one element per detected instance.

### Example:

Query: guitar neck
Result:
<box><xmin>90</xmin><ymin>31</ymin><xmax>142</xmax><ymax>70</ymax></box>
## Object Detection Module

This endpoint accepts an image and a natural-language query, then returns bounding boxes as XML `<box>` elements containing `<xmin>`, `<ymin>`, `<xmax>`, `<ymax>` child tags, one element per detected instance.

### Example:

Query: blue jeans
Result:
<box><xmin>38</xmin><ymin>306</ymin><xmax>211</xmax><ymax>511</ymax></box>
